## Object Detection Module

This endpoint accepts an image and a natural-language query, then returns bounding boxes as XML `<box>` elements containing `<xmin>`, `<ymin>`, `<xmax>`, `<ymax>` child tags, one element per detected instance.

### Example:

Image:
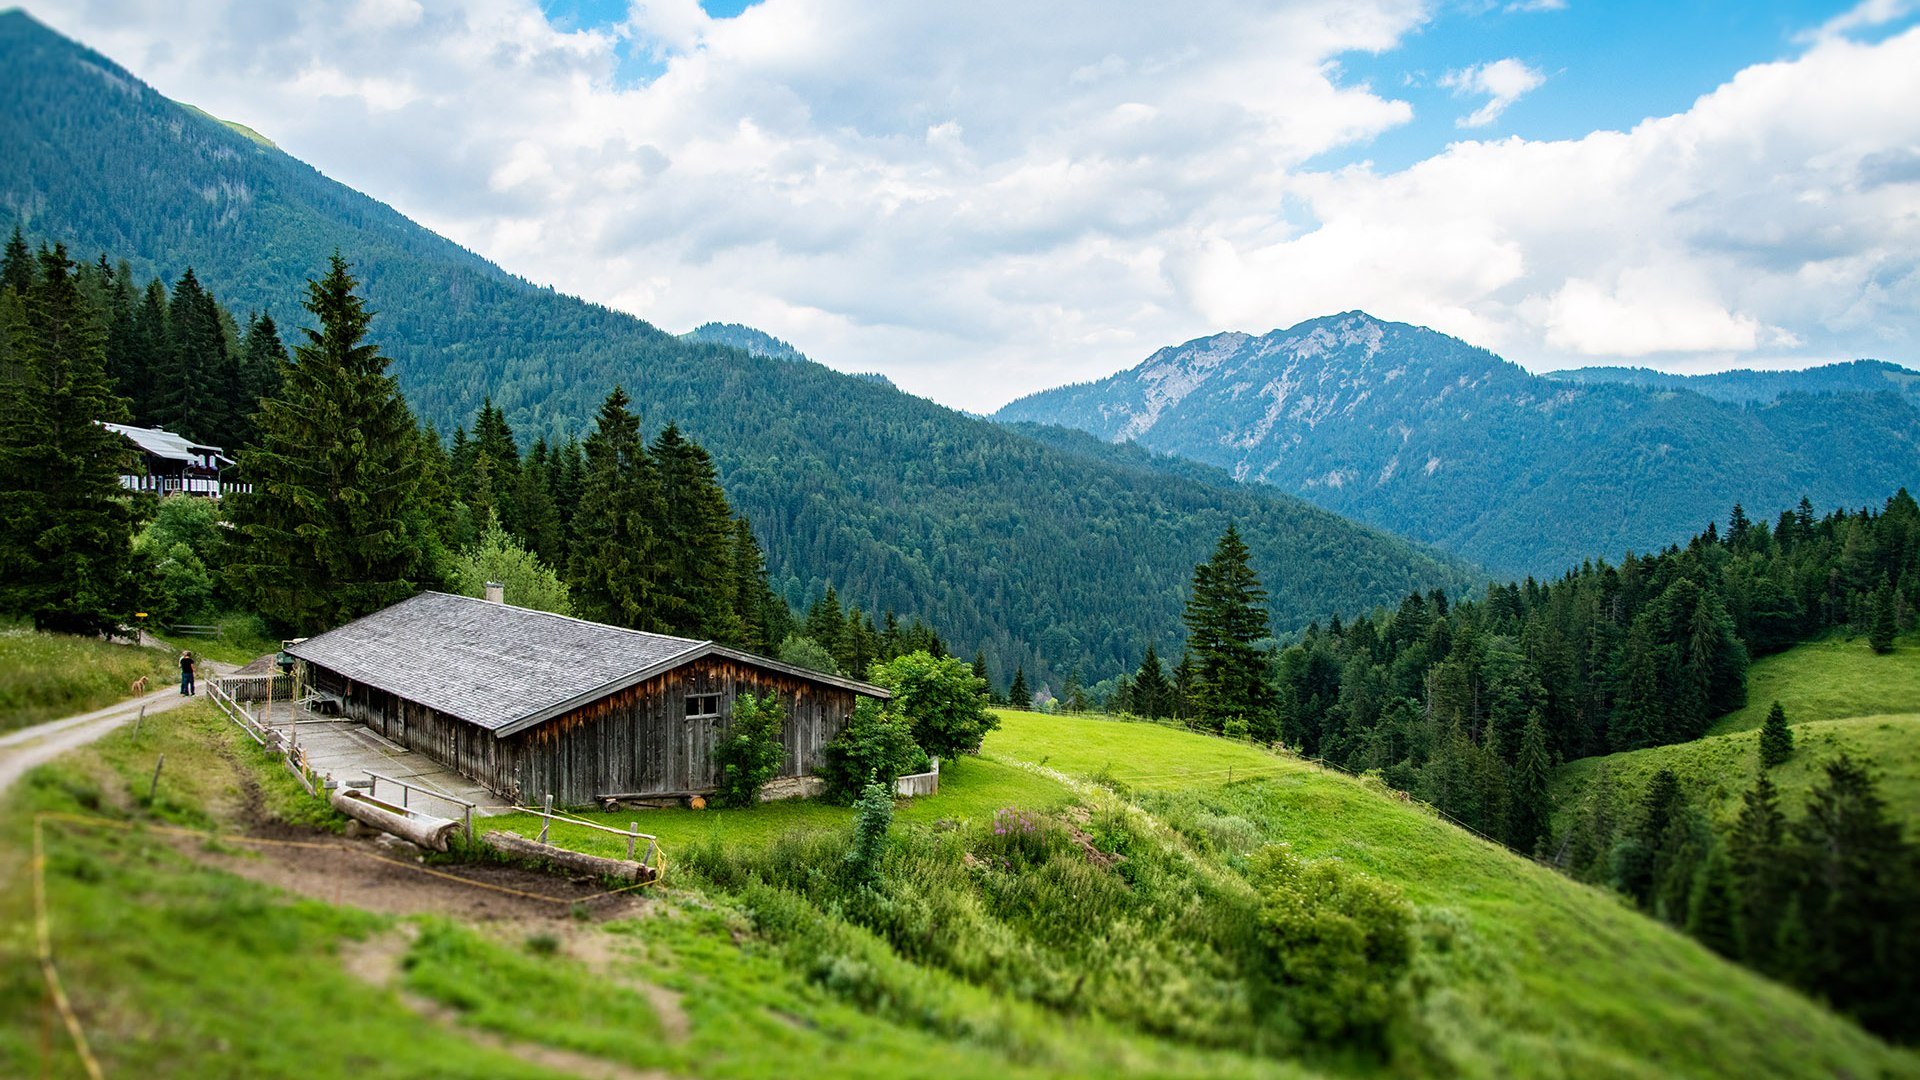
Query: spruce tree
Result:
<box><xmin>566</xmin><ymin>387</ymin><xmax>659</xmax><ymax>629</ymax></box>
<box><xmin>233</xmin><ymin>313</ymin><xmax>288</xmax><ymax>450</ymax></box>
<box><xmin>1184</xmin><ymin>525</ymin><xmax>1276</xmax><ymax>733</ymax></box>
<box><xmin>729</xmin><ymin>518</ymin><xmax>780</xmax><ymax>652</ymax></box>
<box><xmin>129</xmin><ymin>278</ymin><xmax>169</xmax><ymax>424</ymax></box>
<box><xmin>1132</xmin><ymin>641</ymin><xmax>1173</xmax><ymax>719</ymax></box>
<box><xmin>1791</xmin><ymin>755</ymin><xmax>1918</xmax><ymax>1039</ymax></box>
<box><xmin>805</xmin><ymin>586</ymin><xmax>846</xmax><ymax>659</ymax></box>
<box><xmin>514</xmin><ymin>438</ymin><xmax>563</xmax><ymax>569</ymax></box>
<box><xmin>155</xmin><ymin>267</ymin><xmax>228</xmax><ymax>442</ymax></box>
<box><xmin>1728</xmin><ymin>773</ymin><xmax>1790</xmax><ymax>968</ymax></box>
<box><xmin>1687</xmin><ymin>846</ymin><xmax>1740</xmax><ymax>958</ymax></box>
<box><xmin>224</xmin><ymin>255</ymin><xmax>426</xmax><ymax>632</ymax></box>
<box><xmin>470</xmin><ymin>397</ymin><xmax>522</xmax><ymax>535</ymax></box>
<box><xmin>1</xmin><ymin>227</ymin><xmax>34</xmax><ymax>296</ymax></box>
<box><xmin>652</xmin><ymin>423</ymin><xmax>739</xmax><ymax>640</ymax></box>
<box><xmin>1008</xmin><ymin>666</ymin><xmax>1031</xmax><ymax>710</ymax></box>
<box><xmin>0</xmin><ymin>244</ymin><xmax>138</xmax><ymax>634</ymax></box>
<box><xmin>1868</xmin><ymin>579</ymin><xmax>1897</xmax><ymax>654</ymax></box>
<box><xmin>1507</xmin><ymin>713</ymin><xmax>1553</xmax><ymax>855</ymax></box>
<box><xmin>1758</xmin><ymin>701</ymin><xmax>1794</xmax><ymax>768</ymax></box>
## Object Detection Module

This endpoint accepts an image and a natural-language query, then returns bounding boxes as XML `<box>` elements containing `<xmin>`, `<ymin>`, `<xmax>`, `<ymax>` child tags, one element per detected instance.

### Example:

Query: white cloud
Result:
<box><xmin>17</xmin><ymin>1</ymin><xmax>1920</xmax><ymax>411</ymax></box>
<box><xmin>1801</xmin><ymin>0</ymin><xmax>1919</xmax><ymax>41</ymax></box>
<box><xmin>1439</xmin><ymin>57</ymin><xmax>1546</xmax><ymax>127</ymax></box>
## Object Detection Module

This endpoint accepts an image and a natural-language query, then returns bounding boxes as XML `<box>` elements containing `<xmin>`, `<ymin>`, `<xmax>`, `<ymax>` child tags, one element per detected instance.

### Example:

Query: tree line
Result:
<box><xmin>0</xmin><ymin>243</ymin><xmax>951</xmax><ymax>669</ymax></box>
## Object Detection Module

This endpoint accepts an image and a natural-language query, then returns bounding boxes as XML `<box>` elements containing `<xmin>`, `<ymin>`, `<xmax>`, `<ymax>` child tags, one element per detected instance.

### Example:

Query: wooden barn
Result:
<box><xmin>284</xmin><ymin>591</ymin><xmax>887</xmax><ymax>805</ymax></box>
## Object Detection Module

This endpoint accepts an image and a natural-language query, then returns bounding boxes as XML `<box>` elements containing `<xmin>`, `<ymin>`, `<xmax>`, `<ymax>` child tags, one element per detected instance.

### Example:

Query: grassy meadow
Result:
<box><xmin>1556</xmin><ymin>630</ymin><xmax>1920</xmax><ymax>837</ymax></box>
<box><xmin>4</xmin><ymin>699</ymin><xmax>1913</xmax><ymax>1078</ymax></box>
<box><xmin>1707</xmin><ymin>630</ymin><xmax>1919</xmax><ymax>734</ymax></box>
<box><xmin>0</xmin><ymin>624</ymin><xmax>178</xmax><ymax>733</ymax></box>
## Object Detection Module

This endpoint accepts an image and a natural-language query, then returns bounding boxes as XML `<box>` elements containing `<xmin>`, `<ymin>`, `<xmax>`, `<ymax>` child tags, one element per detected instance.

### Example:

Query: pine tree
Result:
<box><xmin>0</xmin><ymin>226</ymin><xmax>32</xmax><ymax>294</ymax></box>
<box><xmin>970</xmin><ymin>650</ymin><xmax>995</xmax><ymax>704</ymax></box>
<box><xmin>0</xmin><ymin>244</ymin><xmax>138</xmax><ymax>634</ymax></box>
<box><xmin>729</xmin><ymin>518</ymin><xmax>779</xmax><ymax>652</ymax></box>
<box><xmin>1791</xmin><ymin>755</ymin><xmax>1918</xmax><ymax>1039</ymax></box>
<box><xmin>129</xmin><ymin>278</ymin><xmax>169</xmax><ymax>425</ymax></box>
<box><xmin>154</xmin><ymin>267</ymin><xmax>229</xmax><ymax>442</ymax></box>
<box><xmin>223</xmin><ymin>255</ymin><xmax>427</xmax><ymax>632</ymax></box>
<box><xmin>1728</xmin><ymin>772</ymin><xmax>1790</xmax><ymax>968</ymax></box>
<box><xmin>1758</xmin><ymin>701</ymin><xmax>1794</xmax><ymax>768</ymax></box>
<box><xmin>513</xmin><ymin>437</ymin><xmax>563</xmax><ymax>568</ymax></box>
<box><xmin>1868</xmin><ymin>578</ymin><xmax>1897</xmax><ymax>654</ymax></box>
<box><xmin>1687</xmin><ymin>846</ymin><xmax>1740</xmax><ymax>958</ymax></box>
<box><xmin>1009</xmin><ymin>666</ymin><xmax>1031</xmax><ymax>710</ymax></box>
<box><xmin>566</xmin><ymin>387</ymin><xmax>659</xmax><ymax>629</ymax></box>
<box><xmin>805</xmin><ymin>586</ymin><xmax>845</xmax><ymax>660</ymax></box>
<box><xmin>470</xmin><ymin>397</ymin><xmax>521</xmax><ymax>535</ymax></box>
<box><xmin>233</xmin><ymin>313</ymin><xmax>288</xmax><ymax>449</ymax></box>
<box><xmin>1507</xmin><ymin>712</ymin><xmax>1553</xmax><ymax>855</ymax></box>
<box><xmin>1185</xmin><ymin>525</ymin><xmax>1276</xmax><ymax>732</ymax></box>
<box><xmin>651</xmin><ymin>423</ymin><xmax>739</xmax><ymax>640</ymax></box>
<box><xmin>1132</xmin><ymin>641</ymin><xmax>1173</xmax><ymax>719</ymax></box>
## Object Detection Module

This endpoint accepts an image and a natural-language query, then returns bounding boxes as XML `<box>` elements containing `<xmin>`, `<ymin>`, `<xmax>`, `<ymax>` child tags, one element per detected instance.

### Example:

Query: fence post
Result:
<box><xmin>538</xmin><ymin>794</ymin><xmax>552</xmax><ymax>845</ymax></box>
<box><xmin>465</xmin><ymin>804</ymin><xmax>474</xmax><ymax>846</ymax></box>
<box><xmin>132</xmin><ymin>704</ymin><xmax>147</xmax><ymax>743</ymax></box>
<box><xmin>147</xmin><ymin>754</ymin><xmax>165</xmax><ymax>804</ymax></box>
<box><xmin>627</xmin><ymin>822</ymin><xmax>638</xmax><ymax>861</ymax></box>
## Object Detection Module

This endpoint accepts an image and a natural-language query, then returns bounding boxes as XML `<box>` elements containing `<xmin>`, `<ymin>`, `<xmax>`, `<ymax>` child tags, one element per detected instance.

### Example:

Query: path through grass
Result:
<box><xmin>0</xmin><ymin>625</ymin><xmax>177</xmax><ymax>734</ymax></box>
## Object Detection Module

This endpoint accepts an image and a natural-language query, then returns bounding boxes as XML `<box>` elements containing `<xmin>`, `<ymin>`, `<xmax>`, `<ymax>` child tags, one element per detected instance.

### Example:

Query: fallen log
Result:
<box><xmin>329</xmin><ymin>788</ymin><xmax>461</xmax><ymax>852</ymax></box>
<box><xmin>483</xmin><ymin>830</ymin><xmax>653</xmax><ymax>884</ymax></box>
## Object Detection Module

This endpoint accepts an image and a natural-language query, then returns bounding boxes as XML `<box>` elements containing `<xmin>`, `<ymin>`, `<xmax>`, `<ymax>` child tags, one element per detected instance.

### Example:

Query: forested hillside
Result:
<box><xmin>996</xmin><ymin>312</ymin><xmax>1920</xmax><ymax>575</ymax></box>
<box><xmin>0</xmin><ymin>12</ymin><xmax>1481</xmax><ymax>684</ymax></box>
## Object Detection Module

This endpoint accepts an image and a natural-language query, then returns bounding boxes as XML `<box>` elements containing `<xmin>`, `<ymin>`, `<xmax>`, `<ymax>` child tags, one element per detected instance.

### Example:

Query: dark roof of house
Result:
<box><xmin>284</xmin><ymin>591</ymin><xmax>885</xmax><ymax>738</ymax></box>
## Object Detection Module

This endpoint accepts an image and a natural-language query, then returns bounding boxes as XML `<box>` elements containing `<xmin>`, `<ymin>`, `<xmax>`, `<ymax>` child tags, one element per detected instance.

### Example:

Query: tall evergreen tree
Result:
<box><xmin>566</xmin><ymin>386</ymin><xmax>659</xmax><ymax>629</ymax></box>
<box><xmin>805</xmin><ymin>586</ymin><xmax>846</xmax><ymax>659</ymax></box>
<box><xmin>128</xmin><ymin>278</ymin><xmax>169</xmax><ymax>425</ymax></box>
<box><xmin>1507</xmin><ymin>712</ymin><xmax>1553</xmax><ymax>855</ymax></box>
<box><xmin>1185</xmin><ymin>525</ymin><xmax>1277</xmax><ymax>734</ymax></box>
<box><xmin>1791</xmin><ymin>756</ymin><xmax>1917</xmax><ymax>1039</ymax></box>
<box><xmin>0</xmin><ymin>244</ymin><xmax>138</xmax><ymax>634</ymax></box>
<box><xmin>652</xmin><ymin>423</ymin><xmax>739</xmax><ymax>640</ymax></box>
<box><xmin>1758</xmin><ymin>701</ymin><xmax>1794</xmax><ymax>768</ymax></box>
<box><xmin>1008</xmin><ymin>666</ymin><xmax>1031</xmax><ymax>710</ymax></box>
<box><xmin>1132</xmin><ymin>641</ymin><xmax>1174</xmax><ymax>719</ymax></box>
<box><xmin>154</xmin><ymin>267</ymin><xmax>228</xmax><ymax>441</ymax></box>
<box><xmin>514</xmin><ymin>437</ymin><xmax>563</xmax><ymax>569</ymax></box>
<box><xmin>233</xmin><ymin>312</ymin><xmax>288</xmax><ymax>449</ymax></box>
<box><xmin>0</xmin><ymin>227</ymin><xmax>32</xmax><ymax>295</ymax></box>
<box><xmin>224</xmin><ymin>255</ymin><xmax>427</xmax><ymax>632</ymax></box>
<box><xmin>1728</xmin><ymin>772</ymin><xmax>1790</xmax><ymax>969</ymax></box>
<box><xmin>1868</xmin><ymin>579</ymin><xmax>1897</xmax><ymax>654</ymax></box>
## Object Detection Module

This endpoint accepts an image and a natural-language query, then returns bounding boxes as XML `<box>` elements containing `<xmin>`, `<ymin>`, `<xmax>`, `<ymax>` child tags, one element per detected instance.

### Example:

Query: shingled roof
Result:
<box><xmin>285</xmin><ymin>591</ymin><xmax>885</xmax><ymax>738</ymax></box>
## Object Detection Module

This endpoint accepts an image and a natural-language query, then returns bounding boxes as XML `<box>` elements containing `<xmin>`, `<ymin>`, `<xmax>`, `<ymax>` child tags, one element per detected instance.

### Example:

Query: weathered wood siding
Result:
<box><xmin>310</xmin><ymin>655</ymin><xmax>856</xmax><ymax>805</ymax></box>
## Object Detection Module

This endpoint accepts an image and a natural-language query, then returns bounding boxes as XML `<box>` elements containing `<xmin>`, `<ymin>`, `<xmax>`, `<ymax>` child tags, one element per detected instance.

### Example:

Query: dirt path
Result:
<box><xmin>0</xmin><ymin>662</ymin><xmax>234</xmax><ymax>795</ymax></box>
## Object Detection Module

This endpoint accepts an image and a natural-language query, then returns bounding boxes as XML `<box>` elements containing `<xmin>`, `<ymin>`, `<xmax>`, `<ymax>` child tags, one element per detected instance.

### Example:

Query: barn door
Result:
<box><xmin>684</xmin><ymin>691</ymin><xmax>723</xmax><ymax>792</ymax></box>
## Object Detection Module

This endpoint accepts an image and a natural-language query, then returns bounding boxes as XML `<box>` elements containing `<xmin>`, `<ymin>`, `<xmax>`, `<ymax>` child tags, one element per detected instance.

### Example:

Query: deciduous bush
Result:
<box><xmin>818</xmin><ymin>698</ymin><xmax>927</xmax><ymax>804</ymax></box>
<box><xmin>869</xmin><ymin>651</ymin><xmax>995</xmax><ymax>759</ymax></box>
<box><xmin>845</xmin><ymin>781</ymin><xmax>894</xmax><ymax>884</ymax></box>
<box><xmin>1249</xmin><ymin>843</ymin><xmax>1415</xmax><ymax>1050</ymax></box>
<box><xmin>713</xmin><ymin>692</ymin><xmax>785</xmax><ymax>808</ymax></box>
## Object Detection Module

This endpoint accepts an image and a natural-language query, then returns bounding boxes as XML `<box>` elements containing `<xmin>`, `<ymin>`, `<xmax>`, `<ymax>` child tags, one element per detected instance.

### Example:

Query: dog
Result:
<box><xmin>131</xmin><ymin>675</ymin><xmax>150</xmax><ymax>694</ymax></box>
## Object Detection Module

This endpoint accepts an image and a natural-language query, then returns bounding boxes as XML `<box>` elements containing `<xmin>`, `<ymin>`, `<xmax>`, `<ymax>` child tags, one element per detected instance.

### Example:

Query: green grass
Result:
<box><xmin>5</xmin><ymin>699</ymin><xmax>1913</xmax><ymax>1078</ymax></box>
<box><xmin>146</xmin><ymin>612</ymin><xmax>281</xmax><ymax>667</ymax></box>
<box><xmin>487</xmin><ymin>753</ymin><xmax>1071</xmax><ymax>859</ymax></box>
<box><xmin>1708</xmin><ymin>630</ymin><xmax>1920</xmax><ymax>734</ymax></box>
<box><xmin>1555</xmin><ymin>714</ymin><xmax>1920</xmax><ymax>836</ymax></box>
<box><xmin>982</xmin><ymin>709</ymin><xmax>1288</xmax><ymax>789</ymax></box>
<box><xmin>0</xmin><ymin>625</ymin><xmax>177</xmax><ymax>733</ymax></box>
<box><xmin>985</xmin><ymin>710</ymin><xmax>1914</xmax><ymax>1079</ymax></box>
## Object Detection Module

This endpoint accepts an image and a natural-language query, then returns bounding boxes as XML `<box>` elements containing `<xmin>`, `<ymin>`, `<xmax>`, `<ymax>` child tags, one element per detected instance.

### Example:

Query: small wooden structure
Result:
<box><xmin>285</xmin><ymin>592</ymin><xmax>886</xmax><ymax>806</ymax></box>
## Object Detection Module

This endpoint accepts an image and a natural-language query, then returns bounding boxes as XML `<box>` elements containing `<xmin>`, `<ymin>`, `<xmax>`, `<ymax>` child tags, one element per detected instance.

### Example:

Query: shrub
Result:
<box><xmin>712</xmin><ymin>692</ymin><xmax>785</xmax><ymax>808</ymax></box>
<box><xmin>845</xmin><ymin>781</ymin><xmax>894</xmax><ymax>884</ymax></box>
<box><xmin>1249</xmin><ymin>843</ymin><xmax>1415</xmax><ymax>1051</ymax></box>
<box><xmin>869</xmin><ymin>651</ymin><xmax>996</xmax><ymax>759</ymax></box>
<box><xmin>1759</xmin><ymin>701</ymin><xmax>1794</xmax><ymax>767</ymax></box>
<box><xmin>818</xmin><ymin>698</ymin><xmax>927</xmax><ymax>804</ymax></box>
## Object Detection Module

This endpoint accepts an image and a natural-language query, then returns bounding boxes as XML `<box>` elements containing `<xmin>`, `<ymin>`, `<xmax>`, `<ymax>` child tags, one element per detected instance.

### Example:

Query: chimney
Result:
<box><xmin>484</xmin><ymin>581</ymin><xmax>505</xmax><ymax>605</ymax></box>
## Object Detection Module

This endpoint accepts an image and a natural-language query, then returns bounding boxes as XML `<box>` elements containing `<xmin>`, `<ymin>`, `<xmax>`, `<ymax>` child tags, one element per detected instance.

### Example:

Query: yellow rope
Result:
<box><xmin>32</xmin><ymin>815</ymin><xmax>105</xmax><ymax>1080</ymax></box>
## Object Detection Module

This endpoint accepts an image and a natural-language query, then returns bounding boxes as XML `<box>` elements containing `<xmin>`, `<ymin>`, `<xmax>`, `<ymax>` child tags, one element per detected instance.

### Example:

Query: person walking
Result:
<box><xmin>179</xmin><ymin>650</ymin><xmax>196</xmax><ymax>696</ymax></box>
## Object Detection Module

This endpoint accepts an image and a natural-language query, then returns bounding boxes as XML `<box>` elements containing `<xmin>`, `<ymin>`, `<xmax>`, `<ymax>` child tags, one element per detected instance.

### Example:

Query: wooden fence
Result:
<box><xmin>206</xmin><ymin>678</ymin><xmax>325</xmax><ymax>799</ymax></box>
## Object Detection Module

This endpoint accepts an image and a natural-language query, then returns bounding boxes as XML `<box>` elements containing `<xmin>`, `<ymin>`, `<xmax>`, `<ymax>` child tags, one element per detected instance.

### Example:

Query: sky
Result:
<box><xmin>24</xmin><ymin>0</ymin><xmax>1920</xmax><ymax>411</ymax></box>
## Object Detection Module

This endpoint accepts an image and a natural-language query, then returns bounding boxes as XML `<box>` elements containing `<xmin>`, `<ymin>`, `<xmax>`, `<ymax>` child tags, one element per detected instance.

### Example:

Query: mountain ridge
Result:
<box><xmin>997</xmin><ymin>311</ymin><xmax>1920</xmax><ymax>575</ymax></box>
<box><xmin>0</xmin><ymin>10</ymin><xmax>1484</xmax><ymax>683</ymax></box>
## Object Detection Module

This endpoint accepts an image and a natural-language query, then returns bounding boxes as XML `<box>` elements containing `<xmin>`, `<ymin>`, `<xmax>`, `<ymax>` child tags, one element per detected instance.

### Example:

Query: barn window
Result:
<box><xmin>685</xmin><ymin>693</ymin><xmax>723</xmax><ymax>719</ymax></box>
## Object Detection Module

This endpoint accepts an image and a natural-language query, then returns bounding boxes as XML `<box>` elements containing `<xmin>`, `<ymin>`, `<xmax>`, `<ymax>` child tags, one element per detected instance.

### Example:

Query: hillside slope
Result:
<box><xmin>1553</xmin><ymin>631</ymin><xmax>1920</xmax><ymax>836</ymax></box>
<box><xmin>995</xmin><ymin>312</ymin><xmax>1920</xmax><ymax>575</ymax></box>
<box><xmin>6</xmin><ymin>701</ymin><xmax>1910</xmax><ymax>1078</ymax></box>
<box><xmin>0</xmin><ymin>11</ymin><xmax>1482</xmax><ymax>682</ymax></box>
